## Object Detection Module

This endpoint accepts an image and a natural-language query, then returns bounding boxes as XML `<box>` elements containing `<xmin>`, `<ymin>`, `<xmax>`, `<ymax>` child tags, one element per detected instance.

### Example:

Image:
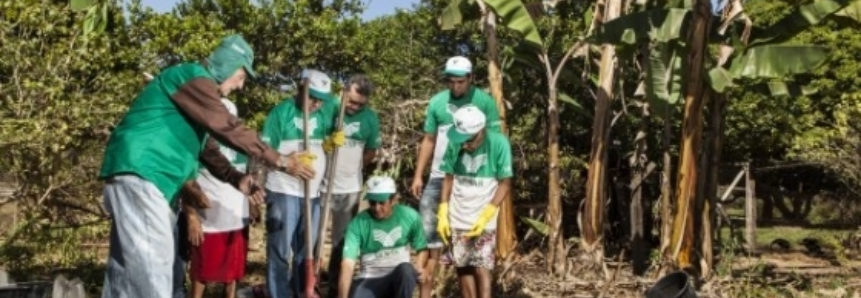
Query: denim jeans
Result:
<box><xmin>101</xmin><ymin>175</ymin><xmax>176</xmax><ymax>298</ymax></box>
<box><xmin>419</xmin><ymin>178</ymin><xmax>444</xmax><ymax>249</ymax></box>
<box><xmin>265</xmin><ymin>191</ymin><xmax>321</xmax><ymax>298</ymax></box>
<box><xmin>348</xmin><ymin>263</ymin><xmax>418</xmax><ymax>298</ymax></box>
<box><xmin>172</xmin><ymin>211</ymin><xmax>189</xmax><ymax>298</ymax></box>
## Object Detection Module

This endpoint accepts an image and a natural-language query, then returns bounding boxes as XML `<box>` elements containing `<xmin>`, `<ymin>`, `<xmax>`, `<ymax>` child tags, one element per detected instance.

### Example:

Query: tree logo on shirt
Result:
<box><xmin>372</xmin><ymin>226</ymin><xmax>402</xmax><ymax>247</ymax></box>
<box><xmin>343</xmin><ymin>122</ymin><xmax>361</xmax><ymax>137</ymax></box>
<box><xmin>293</xmin><ymin>117</ymin><xmax>318</xmax><ymax>133</ymax></box>
<box><xmin>461</xmin><ymin>154</ymin><xmax>487</xmax><ymax>173</ymax></box>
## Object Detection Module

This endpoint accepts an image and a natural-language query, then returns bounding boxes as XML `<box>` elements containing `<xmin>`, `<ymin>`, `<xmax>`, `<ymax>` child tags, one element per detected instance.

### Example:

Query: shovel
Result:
<box><xmin>313</xmin><ymin>87</ymin><xmax>348</xmax><ymax>278</ymax></box>
<box><xmin>300</xmin><ymin>78</ymin><xmax>320</xmax><ymax>298</ymax></box>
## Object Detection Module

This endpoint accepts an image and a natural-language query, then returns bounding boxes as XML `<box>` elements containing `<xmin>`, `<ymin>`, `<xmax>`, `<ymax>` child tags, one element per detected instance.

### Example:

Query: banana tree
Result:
<box><xmin>438</xmin><ymin>0</ymin><xmax>543</xmax><ymax>260</ymax></box>
<box><xmin>589</xmin><ymin>0</ymin><xmax>856</xmax><ymax>275</ymax></box>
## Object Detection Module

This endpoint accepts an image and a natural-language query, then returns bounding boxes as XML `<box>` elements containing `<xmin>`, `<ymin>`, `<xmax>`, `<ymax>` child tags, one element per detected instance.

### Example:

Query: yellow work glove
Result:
<box><xmin>436</xmin><ymin>202</ymin><xmax>451</xmax><ymax>246</ymax></box>
<box><xmin>322</xmin><ymin>130</ymin><xmax>346</xmax><ymax>153</ymax></box>
<box><xmin>463</xmin><ymin>204</ymin><xmax>499</xmax><ymax>238</ymax></box>
<box><xmin>322</xmin><ymin>140</ymin><xmax>335</xmax><ymax>153</ymax></box>
<box><xmin>297</xmin><ymin>152</ymin><xmax>317</xmax><ymax>167</ymax></box>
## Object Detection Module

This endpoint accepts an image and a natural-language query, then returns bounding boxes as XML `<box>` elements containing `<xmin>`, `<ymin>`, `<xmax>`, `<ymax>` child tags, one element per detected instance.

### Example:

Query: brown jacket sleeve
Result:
<box><xmin>171</xmin><ymin>78</ymin><xmax>281</xmax><ymax>166</ymax></box>
<box><xmin>199</xmin><ymin>138</ymin><xmax>246</xmax><ymax>188</ymax></box>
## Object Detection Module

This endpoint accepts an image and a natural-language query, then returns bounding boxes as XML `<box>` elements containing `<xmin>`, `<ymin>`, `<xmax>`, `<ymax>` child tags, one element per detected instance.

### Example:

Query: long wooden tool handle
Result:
<box><xmin>300</xmin><ymin>78</ymin><xmax>318</xmax><ymax>298</ymax></box>
<box><xmin>314</xmin><ymin>88</ymin><xmax>349</xmax><ymax>275</ymax></box>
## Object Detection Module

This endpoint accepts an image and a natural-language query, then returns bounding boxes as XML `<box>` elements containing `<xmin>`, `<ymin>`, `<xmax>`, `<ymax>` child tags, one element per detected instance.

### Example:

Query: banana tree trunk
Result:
<box><xmin>701</xmin><ymin>91</ymin><xmax>727</xmax><ymax>277</ymax></box>
<box><xmin>631</xmin><ymin>103</ymin><xmax>650</xmax><ymax>276</ymax></box>
<box><xmin>477</xmin><ymin>1</ymin><xmax>517</xmax><ymax>260</ymax></box>
<box><xmin>659</xmin><ymin>109</ymin><xmax>674</xmax><ymax>260</ymax></box>
<box><xmin>669</xmin><ymin>0</ymin><xmax>712</xmax><ymax>270</ymax></box>
<box><xmin>582</xmin><ymin>0</ymin><xmax>621</xmax><ymax>259</ymax></box>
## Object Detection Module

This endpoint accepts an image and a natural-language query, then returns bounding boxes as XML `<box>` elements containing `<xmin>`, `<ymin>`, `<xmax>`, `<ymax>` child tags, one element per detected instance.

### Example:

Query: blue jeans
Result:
<box><xmin>101</xmin><ymin>175</ymin><xmax>176</xmax><ymax>298</ymax></box>
<box><xmin>265</xmin><ymin>191</ymin><xmax>321</xmax><ymax>298</ymax></box>
<box><xmin>348</xmin><ymin>263</ymin><xmax>418</xmax><ymax>298</ymax></box>
<box><xmin>419</xmin><ymin>178</ymin><xmax>444</xmax><ymax>249</ymax></box>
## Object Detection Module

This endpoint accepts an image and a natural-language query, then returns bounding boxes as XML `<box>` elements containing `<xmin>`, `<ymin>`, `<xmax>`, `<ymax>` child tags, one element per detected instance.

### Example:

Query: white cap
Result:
<box><xmin>365</xmin><ymin>176</ymin><xmax>397</xmax><ymax>202</ymax></box>
<box><xmin>443</xmin><ymin>56</ymin><xmax>472</xmax><ymax>77</ymax></box>
<box><xmin>301</xmin><ymin>69</ymin><xmax>336</xmax><ymax>102</ymax></box>
<box><xmin>447</xmin><ymin>105</ymin><xmax>486</xmax><ymax>144</ymax></box>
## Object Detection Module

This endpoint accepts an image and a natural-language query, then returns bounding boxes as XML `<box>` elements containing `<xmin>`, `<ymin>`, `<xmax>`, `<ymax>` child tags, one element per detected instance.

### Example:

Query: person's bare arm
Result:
<box><xmin>414</xmin><ymin>249</ymin><xmax>429</xmax><ymax>269</ymax></box>
<box><xmin>414</xmin><ymin>249</ymin><xmax>429</xmax><ymax>283</ymax></box>
<box><xmin>410</xmin><ymin>134</ymin><xmax>437</xmax><ymax>197</ymax></box>
<box><xmin>490</xmin><ymin>178</ymin><xmax>511</xmax><ymax>206</ymax></box>
<box><xmin>441</xmin><ymin>174</ymin><xmax>454</xmax><ymax>204</ymax></box>
<box><xmin>170</xmin><ymin>78</ymin><xmax>280</xmax><ymax>167</ymax></box>
<box><xmin>362</xmin><ymin>149</ymin><xmax>377</xmax><ymax>167</ymax></box>
<box><xmin>338</xmin><ymin>260</ymin><xmax>356</xmax><ymax>298</ymax></box>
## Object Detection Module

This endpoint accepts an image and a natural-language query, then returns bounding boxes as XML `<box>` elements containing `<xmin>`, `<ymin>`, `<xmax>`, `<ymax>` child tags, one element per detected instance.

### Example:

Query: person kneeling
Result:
<box><xmin>337</xmin><ymin>176</ymin><xmax>429</xmax><ymax>298</ymax></box>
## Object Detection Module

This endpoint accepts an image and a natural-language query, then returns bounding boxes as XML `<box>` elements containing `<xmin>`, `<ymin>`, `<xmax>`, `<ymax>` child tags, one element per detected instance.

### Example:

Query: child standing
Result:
<box><xmin>184</xmin><ymin>98</ymin><xmax>252</xmax><ymax>298</ymax></box>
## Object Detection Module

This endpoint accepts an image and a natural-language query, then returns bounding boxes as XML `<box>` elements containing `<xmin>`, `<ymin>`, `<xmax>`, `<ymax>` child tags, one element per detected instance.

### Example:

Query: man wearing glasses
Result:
<box><xmin>322</xmin><ymin>74</ymin><xmax>382</xmax><ymax>298</ymax></box>
<box><xmin>409</xmin><ymin>56</ymin><xmax>502</xmax><ymax>298</ymax></box>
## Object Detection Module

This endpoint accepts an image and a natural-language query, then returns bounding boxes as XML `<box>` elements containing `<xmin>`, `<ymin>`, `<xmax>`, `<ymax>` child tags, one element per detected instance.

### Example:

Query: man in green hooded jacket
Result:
<box><xmin>98</xmin><ymin>34</ymin><xmax>312</xmax><ymax>298</ymax></box>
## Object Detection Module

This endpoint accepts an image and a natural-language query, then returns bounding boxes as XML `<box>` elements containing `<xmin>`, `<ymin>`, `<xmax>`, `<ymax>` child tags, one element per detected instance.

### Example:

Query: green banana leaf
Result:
<box><xmin>439</xmin><ymin>0</ymin><xmax>466</xmax><ymax>30</ymax></box>
<box><xmin>707</xmin><ymin>67</ymin><xmax>734</xmax><ymax>93</ymax></box>
<box><xmin>520</xmin><ymin>216</ymin><xmax>549</xmax><ymax>236</ymax></box>
<box><xmin>728</xmin><ymin>45</ymin><xmax>829</xmax><ymax>79</ymax></box>
<box><xmin>483</xmin><ymin>0</ymin><xmax>544</xmax><ymax>48</ymax></box>
<box><xmin>587</xmin><ymin>8</ymin><xmax>691</xmax><ymax>45</ymax></box>
<box><xmin>439</xmin><ymin>0</ymin><xmax>543</xmax><ymax>48</ymax></box>
<box><xmin>835</xmin><ymin>0</ymin><xmax>861</xmax><ymax>22</ymax></box>
<box><xmin>501</xmin><ymin>43</ymin><xmax>543</xmax><ymax>69</ymax></box>
<box><xmin>644</xmin><ymin>42</ymin><xmax>683</xmax><ymax>119</ymax></box>
<box><xmin>748</xmin><ymin>0</ymin><xmax>857</xmax><ymax>47</ymax></box>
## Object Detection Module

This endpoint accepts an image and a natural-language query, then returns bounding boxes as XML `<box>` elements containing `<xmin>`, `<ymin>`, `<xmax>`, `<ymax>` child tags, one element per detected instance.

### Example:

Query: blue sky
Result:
<box><xmin>139</xmin><ymin>0</ymin><xmax>420</xmax><ymax>20</ymax></box>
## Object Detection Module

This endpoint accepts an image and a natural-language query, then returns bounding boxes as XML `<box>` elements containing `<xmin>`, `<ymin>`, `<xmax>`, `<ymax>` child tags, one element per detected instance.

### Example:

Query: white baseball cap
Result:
<box><xmin>365</xmin><ymin>176</ymin><xmax>397</xmax><ymax>202</ymax></box>
<box><xmin>443</xmin><ymin>56</ymin><xmax>472</xmax><ymax>77</ymax></box>
<box><xmin>301</xmin><ymin>69</ymin><xmax>336</xmax><ymax>103</ymax></box>
<box><xmin>447</xmin><ymin>105</ymin><xmax>486</xmax><ymax>144</ymax></box>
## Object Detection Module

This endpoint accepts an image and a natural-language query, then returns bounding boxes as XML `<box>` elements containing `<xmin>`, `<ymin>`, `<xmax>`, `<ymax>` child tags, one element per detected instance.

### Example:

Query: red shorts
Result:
<box><xmin>189</xmin><ymin>228</ymin><xmax>249</xmax><ymax>282</ymax></box>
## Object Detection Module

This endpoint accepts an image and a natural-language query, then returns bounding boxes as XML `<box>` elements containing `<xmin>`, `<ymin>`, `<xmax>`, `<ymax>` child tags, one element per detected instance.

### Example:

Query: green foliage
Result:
<box><xmin>0</xmin><ymin>0</ymin><xmax>859</xmax><ymax>290</ymax></box>
<box><xmin>728</xmin><ymin>45</ymin><xmax>829</xmax><ymax>79</ymax></box>
<box><xmin>438</xmin><ymin>0</ymin><xmax>544</xmax><ymax>47</ymax></box>
<box><xmin>588</xmin><ymin>8</ymin><xmax>691</xmax><ymax>45</ymax></box>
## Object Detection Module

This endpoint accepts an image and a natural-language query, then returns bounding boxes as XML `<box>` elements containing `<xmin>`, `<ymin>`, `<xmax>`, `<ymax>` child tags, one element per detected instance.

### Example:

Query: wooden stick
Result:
<box><xmin>314</xmin><ymin>87</ymin><xmax>348</xmax><ymax>276</ymax></box>
<box><xmin>301</xmin><ymin>78</ymin><xmax>319</xmax><ymax>298</ymax></box>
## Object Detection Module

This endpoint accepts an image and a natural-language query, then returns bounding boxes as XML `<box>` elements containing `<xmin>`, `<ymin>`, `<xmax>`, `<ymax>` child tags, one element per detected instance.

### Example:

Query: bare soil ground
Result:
<box><xmin>4</xmin><ymin>198</ymin><xmax>861</xmax><ymax>297</ymax></box>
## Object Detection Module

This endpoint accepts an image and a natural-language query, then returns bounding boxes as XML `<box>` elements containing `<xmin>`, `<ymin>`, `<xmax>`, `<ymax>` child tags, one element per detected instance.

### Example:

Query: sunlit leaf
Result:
<box><xmin>729</xmin><ymin>45</ymin><xmax>828</xmax><ymax>79</ymax></box>
<box><xmin>484</xmin><ymin>0</ymin><xmax>544</xmax><ymax>48</ymax></box>
<box><xmin>520</xmin><ymin>216</ymin><xmax>549</xmax><ymax>236</ymax></box>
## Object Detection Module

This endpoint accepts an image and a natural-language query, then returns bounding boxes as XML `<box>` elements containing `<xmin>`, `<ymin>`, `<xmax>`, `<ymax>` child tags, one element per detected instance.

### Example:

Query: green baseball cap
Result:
<box><xmin>208</xmin><ymin>34</ymin><xmax>258</xmax><ymax>82</ymax></box>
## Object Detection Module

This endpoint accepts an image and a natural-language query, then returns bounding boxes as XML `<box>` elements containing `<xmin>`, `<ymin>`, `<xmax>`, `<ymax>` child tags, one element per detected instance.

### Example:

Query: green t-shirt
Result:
<box><xmin>342</xmin><ymin>204</ymin><xmax>427</xmax><ymax>278</ymax></box>
<box><xmin>260</xmin><ymin>98</ymin><xmax>337</xmax><ymax>197</ymax></box>
<box><xmin>99</xmin><ymin>62</ymin><xmax>213</xmax><ymax>202</ymax></box>
<box><xmin>324</xmin><ymin>106</ymin><xmax>382</xmax><ymax>194</ymax></box>
<box><xmin>440</xmin><ymin>131</ymin><xmax>513</xmax><ymax>230</ymax></box>
<box><xmin>422</xmin><ymin>87</ymin><xmax>502</xmax><ymax>179</ymax></box>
